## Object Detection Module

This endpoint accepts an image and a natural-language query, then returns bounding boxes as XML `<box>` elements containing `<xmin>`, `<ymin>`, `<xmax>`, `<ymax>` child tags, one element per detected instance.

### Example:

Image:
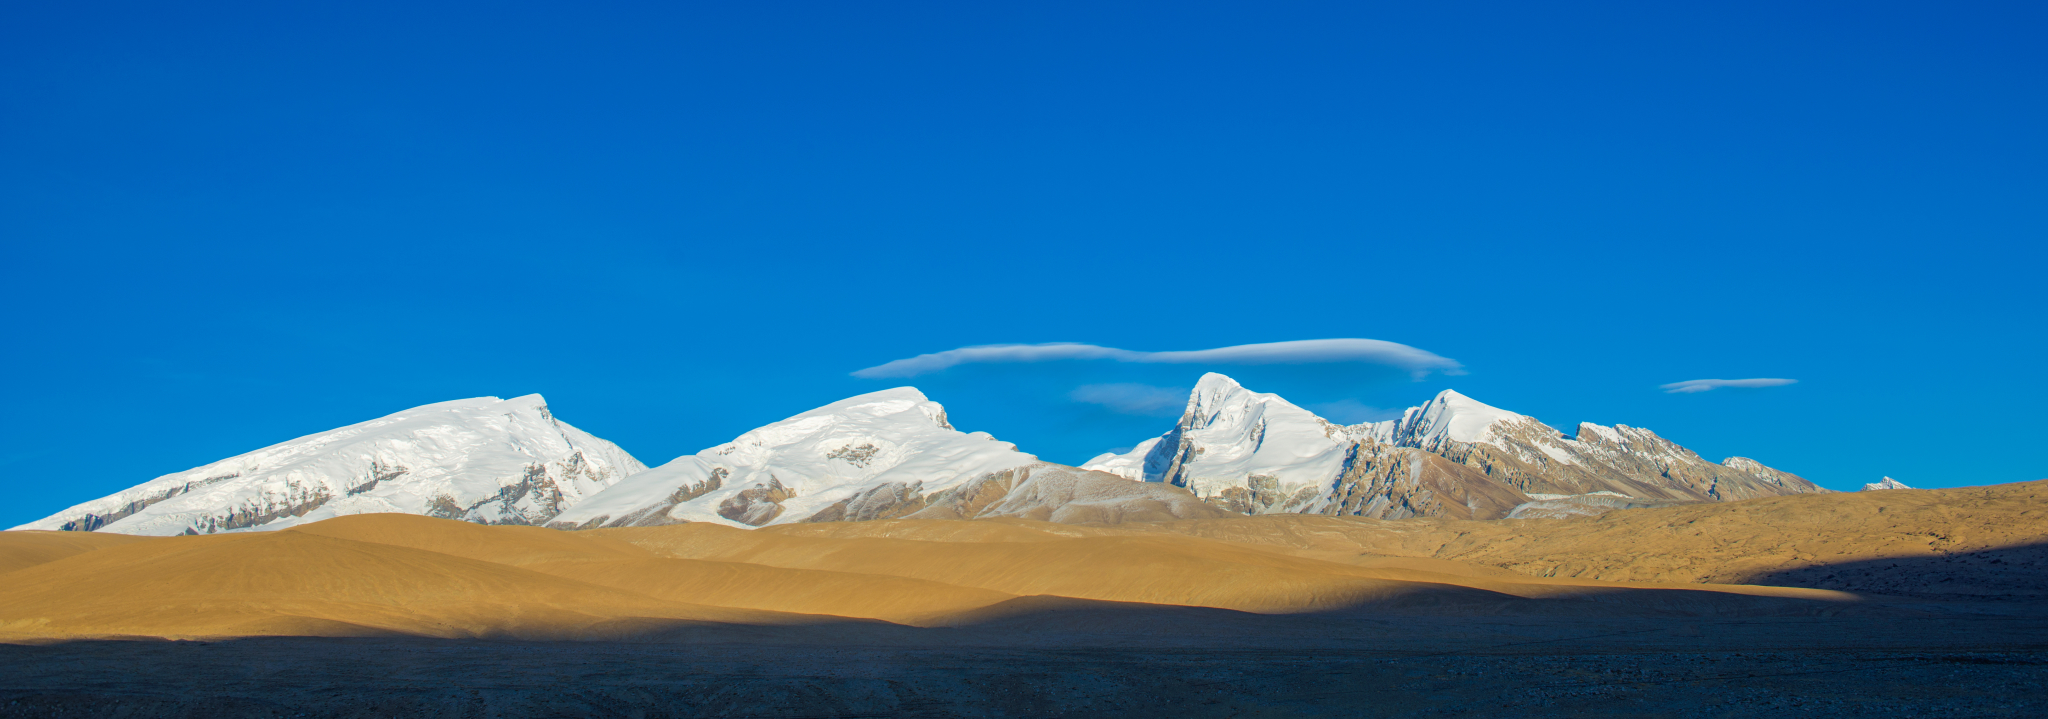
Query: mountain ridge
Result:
<box><xmin>12</xmin><ymin>395</ymin><xmax>645</xmax><ymax>536</ymax></box>
<box><xmin>547</xmin><ymin>388</ymin><xmax>1224</xmax><ymax>529</ymax></box>
<box><xmin>16</xmin><ymin>377</ymin><xmax>1841</xmax><ymax>534</ymax></box>
<box><xmin>1084</xmin><ymin>373</ymin><xmax>1828</xmax><ymax>520</ymax></box>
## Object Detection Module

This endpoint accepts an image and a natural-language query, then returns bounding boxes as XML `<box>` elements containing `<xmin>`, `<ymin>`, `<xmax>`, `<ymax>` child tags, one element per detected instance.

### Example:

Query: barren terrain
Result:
<box><xmin>2</xmin><ymin>482</ymin><xmax>2044</xmax><ymax>717</ymax></box>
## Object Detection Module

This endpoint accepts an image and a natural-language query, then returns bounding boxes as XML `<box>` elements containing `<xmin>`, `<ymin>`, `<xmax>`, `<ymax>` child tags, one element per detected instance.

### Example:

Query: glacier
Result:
<box><xmin>12</xmin><ymin>395</ymin><xmax>644</xmax><ymax>535</ymax></box>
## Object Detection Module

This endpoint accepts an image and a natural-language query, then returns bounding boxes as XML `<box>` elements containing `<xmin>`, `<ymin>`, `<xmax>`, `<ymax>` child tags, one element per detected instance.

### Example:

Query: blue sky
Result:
<box><xmin>2</xmin><ymin>2</ymin><xmax>2043</xmax><ymax>526</ymax></box>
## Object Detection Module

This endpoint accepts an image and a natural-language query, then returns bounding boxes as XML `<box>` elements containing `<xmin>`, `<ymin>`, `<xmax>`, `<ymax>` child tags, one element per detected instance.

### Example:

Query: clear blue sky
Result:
<box><xmin>3</xmin><ymin>2</ymin><xmax>2042</xmax><ymax>527</ymax></box>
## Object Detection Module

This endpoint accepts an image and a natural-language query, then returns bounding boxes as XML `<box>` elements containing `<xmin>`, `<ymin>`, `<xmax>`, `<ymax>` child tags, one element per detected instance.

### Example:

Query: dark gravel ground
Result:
<box><xmin>4</xmin><ymin>610</ymin><xmax>2046</xmax><ymax>719</ymax></box>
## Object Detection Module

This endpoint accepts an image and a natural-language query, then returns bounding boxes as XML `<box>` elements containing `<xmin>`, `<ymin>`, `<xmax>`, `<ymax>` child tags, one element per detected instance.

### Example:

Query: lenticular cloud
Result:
<box><xmin>1659</xmin><ymin>378</ymin><xmax>1799</xmax><ymax>394</ymax></box>
<box><xmin>852</xmin><ymin>339</ymin><xmax>1466</xmax><ymax>380</ymax></box>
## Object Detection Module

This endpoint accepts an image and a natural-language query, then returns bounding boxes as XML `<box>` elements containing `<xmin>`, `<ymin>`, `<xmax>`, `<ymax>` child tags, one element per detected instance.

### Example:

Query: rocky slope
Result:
<box><xmin>548</xmin><ymin>388</ymin><xmax>1220</xmax><ymax>529</ymax></box>
<box><xmin>1084</xmin><ymin>373</ymin><xmax>1828</xmax><ymax>520</ymax></box>
<box><xmin>1093</xmin><ymin>480</ymin><xmax>2048</xmax><ymax>600</ymax></box>
<box><xmin>12</xmin><ymin>395</ymin><xmax>645</xmax><ymax>535</ymax></box>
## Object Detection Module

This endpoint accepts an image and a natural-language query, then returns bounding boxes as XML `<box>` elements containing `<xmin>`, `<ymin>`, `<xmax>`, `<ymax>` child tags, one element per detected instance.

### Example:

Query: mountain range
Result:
<box><xmin>1084</xmin><ymin>373</ymin><xmax>1828</xmax><ymax>520</ymax></box>
<box><xmin>14</xmin><ymin>375</ymin><xmax>1835</xmax><ymax>535</ymax></box>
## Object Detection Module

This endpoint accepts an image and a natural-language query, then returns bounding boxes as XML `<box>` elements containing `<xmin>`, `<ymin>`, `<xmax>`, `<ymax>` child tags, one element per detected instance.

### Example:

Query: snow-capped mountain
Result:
<box><xmin>16</xmin><ymin>378</ymin><xmax>1833</xmax><ymax>534</ymax></box>
<box><xmin>549</xmin><ymin>387</ymin><xmax>1222</xmax><ymax>529</ymax></box>
<box><xmin>13</xmin><ymin>395</ymin><xmax>644</xmax><ymax>536</ymax></box>
<box><xmin>548</xmin><ymin>388</ymin><xmax>1029</xmax><ymax>528</ymax></box>
<box><xmin>1082</xmin><ymin>374</ymin><xmax>1356</xmax><ymax>502</ymax></box>
<box><xmin>1862</xmin><ymin>477</ymin><xmax>1912</xmax><ymax>491</ymax></box>
<box><xmin>1083</xmin><ymin>373</ymin><xmax>1828</xmax><ymax>520</ymax></box>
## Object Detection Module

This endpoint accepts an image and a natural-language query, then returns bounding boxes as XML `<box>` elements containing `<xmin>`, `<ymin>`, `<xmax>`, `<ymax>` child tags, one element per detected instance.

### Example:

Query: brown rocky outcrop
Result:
<box><xmin>717</xmin><ymin>478</ymin><xmax>794</xmax><ymax>526</ymax></box>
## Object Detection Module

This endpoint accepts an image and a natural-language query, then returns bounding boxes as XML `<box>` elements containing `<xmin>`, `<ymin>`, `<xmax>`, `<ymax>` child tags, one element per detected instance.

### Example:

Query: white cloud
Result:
<box><xmin>1660</xmin><ymin>378</ymin><xmax>1798</xmax><ymax>394</ymax></box>
<box><xmin>1069</xmin><ymin>384</ymin><xmax>1189</xmax><ymax>416</ymax></box>
<box><xmin>1307</xmin><ymin>399</ymin><xmax>1403</xmax><ymax>424</ymax></box>
<box><xmin>852</xmin><ymin>339</ymin><xmax>1465</xmax><ymax>380</ymax></box>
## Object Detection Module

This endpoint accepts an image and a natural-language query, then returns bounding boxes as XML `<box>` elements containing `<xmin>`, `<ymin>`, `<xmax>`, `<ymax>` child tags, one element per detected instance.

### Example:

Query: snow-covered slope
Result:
<box><xmin>548</xmin><ymin>388</ymin><xmax>1040</xmax><ymax>529</ymax></box>
<box><xmin>1862</xmin><ymin>477</ymin><xmax>1912</xmax><ymax>491</ymax></box>
<box><xmin>1363</xmin><ymin>389</ymin><xmax>1529</xmax><ymax>450</ymax></box>
<box><xmin>1086</xmin><ymin>374</ymin><xmax>1356</xmax><ymax>505</ymax></box>
<box><xmin>14</xmin><ymin>395</ymin><xmax>644</xmax><ymax>536</ymax></box>
<box><xmin>1084</xmin><ymin>373</ymin><xmax>1828</xmax><ymax>519</ymax></box>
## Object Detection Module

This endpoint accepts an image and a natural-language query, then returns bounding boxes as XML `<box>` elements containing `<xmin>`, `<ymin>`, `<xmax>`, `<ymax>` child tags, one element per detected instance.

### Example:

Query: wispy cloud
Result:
<box><xmin>1070</xmin><ymin>383</ymin><xmax>1188</xmax><ymax>416</ymax></box>
<box><xmin>1660</xmin><ymin>378</ymin><xmax>1798</xmax><ymax>394</ymax></box>
<box><xmin>1308</xmin><ymin>399</ymin><xmax>1404</xmax><ymax>424</ymax></box>
<box><xmin>852</xmin><ymin>339</ymin><xmax>1465</xmax><ymax>380</ymax></box>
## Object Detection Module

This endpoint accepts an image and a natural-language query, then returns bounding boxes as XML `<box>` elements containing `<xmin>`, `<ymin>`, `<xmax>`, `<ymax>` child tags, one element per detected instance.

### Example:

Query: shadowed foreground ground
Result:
<box><xmin>4</xmin><ymin>606</ymin><xmax>2046</xmax><ymax>718</ymax></box>
<box><xmin>0</xmin><ymin>642</ymin><xmax>2042</xmax><ymax>718</ymax></box>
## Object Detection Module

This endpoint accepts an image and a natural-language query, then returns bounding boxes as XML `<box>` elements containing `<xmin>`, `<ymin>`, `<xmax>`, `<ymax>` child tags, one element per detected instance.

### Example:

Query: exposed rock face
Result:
<box><xmin>717</xmin><ymin>478</ymin><xmax>795</xmax><ymax>526</ymax></box>
<box><xmin>896</xmin><ymin>463</ymin><xmax>1230</xmax><ymax>524</ymax></box>
<box><xmin>1419</xmin><ymin>421</ymin><xmax>1815</xmax><ymax>504</ymax></box>
<box><xmin>1325</xmin><ymin>443</ymin><xmax>1530</xmax><ymax>520</ymax></box>
<box><xmin>1723</xmin><ymin>457</ymin><xmax>1820</xmax><ymax>495</ymax></box>
<box><xmin>898</xmin><ymin>472</ymin><xmax>1018</xmax><ymax>521</ymax></box>
<box><xmin>803</xmin><ymin>481</ymin><xmax>930</xmax><ymax>523</ymax></box>
<box><xmin>55</xmin><ymin>472</ymin><xmax>244</xmax><ymax>532</ymax></box>
<box><xmin>1084</xmin><ymin>373</ymin><xmax>1830</xmax><ymax>521</ymax></box>
<box><xmin>17</xmin><ymin>395</ymin><xmax>645</xmax><ymax>536</ymax></box>
<box><xmin>202</xmin><ymin>479</ymin><xmax>335</xmax><ymax>533</ymax></box>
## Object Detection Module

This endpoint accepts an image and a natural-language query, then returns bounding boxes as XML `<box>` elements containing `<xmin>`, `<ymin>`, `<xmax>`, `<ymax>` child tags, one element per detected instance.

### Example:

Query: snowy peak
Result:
<box><xmin>702</xmin><ymin>387</ymin><xmax>955</xmax><ymax>472</ymax></box>
<box><xmin>783</xmin><ymin>386</ymin><xmax>949</xmax><ymax>428</ymax></box>
<box><xmin>1376</xmin><ymin>389</ymin><xmax>1531</xmax><ymax>448</ymax></box>
<box><xmin>1187</xmin><ymin>374</ymin><xmax>1245</xmax><ymax>426</ymax></box>
<box><xmin>1080</xmin><ymin>372</ymin><xmax>1354</xmax><ymax>486</ymax></box>
<box><xmin>1192</xmin><ymin>371</ymin><xmax>1244</xmax><ymax>393</ymax></box>
<box><xmin>1863</xmin><ymin>477</ymin><xmax>1912</xmax><ymax>491</ymax></box>
<box><xmin>1083</xmin><ymin>373</ymin><xmax>1358</xmax><ymax>502</ymax></box>
<box><xmin>1181</xmin><ymin>373</ymin><xmax>1327</xmax><ymax>435</ymax></box>
<box><xmin>1572</xmin><ymin>423</ymin><xmax>1705</xmax><ymax>465</ymax></box>
<box><xmin>15</xmin><ymin>395</ymin><xmax>646</xmax><ymax>535</ymax></box>
<box><xmin>1428</xmin><ymin>389</ymin><xmax>1523</xmax><ymax>437</ymax></box>
<box><xmin>547</xmin><ymin>387</ymin><xmax>1036</xmax><ymax>529</ymax></box>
